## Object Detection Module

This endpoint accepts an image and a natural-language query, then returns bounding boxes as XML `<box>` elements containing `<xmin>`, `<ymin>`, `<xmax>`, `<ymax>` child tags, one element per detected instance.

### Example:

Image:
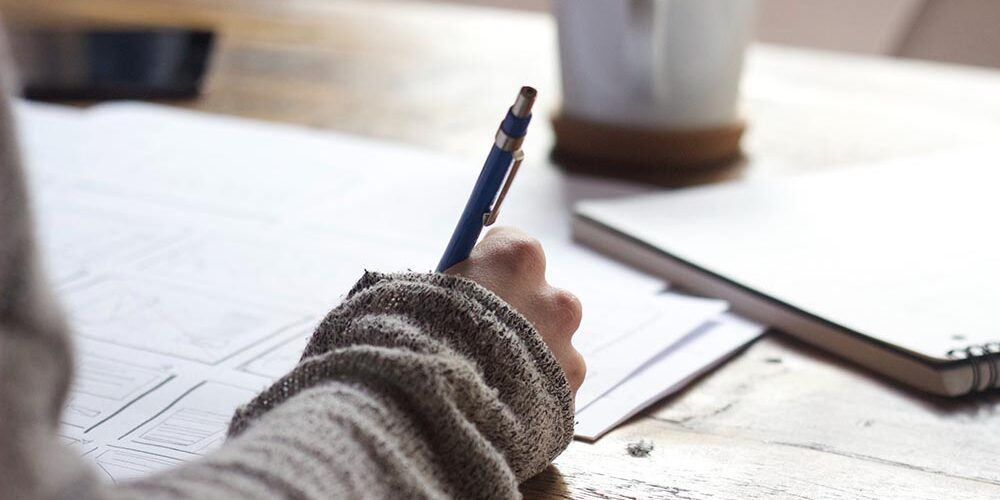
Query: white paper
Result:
<box><xmin>575</xmin><ymin>313</ymin><xmax>766</xmax><ymax>440</ymax></box>
<box><xmin>13</xmin><ymin>101</ymin><xmax>758</xmax><ymax>480</ymax></box>
<box><xmin>573</xmin><ymin>292</ymin><xmax>728</xmax><ymax>409</ymax></box>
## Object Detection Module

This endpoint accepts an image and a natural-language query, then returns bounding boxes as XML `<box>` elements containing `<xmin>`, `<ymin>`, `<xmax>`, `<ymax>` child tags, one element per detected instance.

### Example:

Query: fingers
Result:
<box><xmin>477</xmin><ymin>226</ymin><xmax>546</xmax><ymax>282</ymax></box>
<box><xmin>543</xmin><ymin>287</ymin><xmax>586</xmax><ymax>393</ymax></box>
<box><xmin>444</xmin><ymin>226</ymin><xmax>587</xmax><ymax>394</ymax></box>
<box><xmin>444</xmin><ymin>227</ymin><xmax>546</xmax><ymax>303</ymax></box>
<box><xmin>475</xmin><ymin>228</ymin><xmax>581</xmax><ymax>338</ymax></box>
<box><xmin>564</xmin><ymin>349</ymin><xmax>587</xmax><ymax>394</ymax></box>
<box><xmin>445</xmin><ymin>226</ymin><xmax>546</xmax><ymax>283</ymax></box>
<box><xmin>539</xmin><ymin>286</ymin><xmax>583</xmax><ymax>340</ymax></box>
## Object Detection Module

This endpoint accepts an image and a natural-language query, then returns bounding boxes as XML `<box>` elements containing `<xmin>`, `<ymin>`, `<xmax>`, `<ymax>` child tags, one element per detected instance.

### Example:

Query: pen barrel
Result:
<box><xmin>500</xmin><ymin>108</ymin><xmax>532</xmax><ymax>138</ymax></box>
<box><xmin>436</xmin><ymin>86</ymin><xmax>535</xmax><ymax>272</ymax></box>
<box><xmin>436</xmin><ymin>145</ymin><xmax>513</xmax><ymax>272</ymax></box>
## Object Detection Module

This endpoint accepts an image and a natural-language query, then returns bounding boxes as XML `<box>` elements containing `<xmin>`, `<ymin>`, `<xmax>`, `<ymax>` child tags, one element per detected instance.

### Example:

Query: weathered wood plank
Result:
<box><xmin>648</xmin><ymin>336</ymin><xmax>1000</xmax><ymax>487</ymax></box>
<box><xmin>524</xmin><ymin>413</ymin><xmax>999</xmax><ymax>499</ymax></box>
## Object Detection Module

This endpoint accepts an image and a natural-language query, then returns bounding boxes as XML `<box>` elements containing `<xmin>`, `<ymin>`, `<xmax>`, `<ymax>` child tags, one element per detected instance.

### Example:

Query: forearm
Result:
<box><xmin>108</xmin><ymin>382</ymin><xmax>446</xmax><ymax>499</ymax></box>
<box><xmin>113</xmin><ymin>272</ymin><xmax>573</xmax><ymax>500</ymax></box>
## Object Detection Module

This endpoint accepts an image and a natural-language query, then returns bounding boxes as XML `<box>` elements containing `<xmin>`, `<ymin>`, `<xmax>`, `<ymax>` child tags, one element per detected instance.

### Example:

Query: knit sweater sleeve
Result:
<box><xmin>111</xmin><ymin>272</ymin><xmax>576</xmax><ymax>500</ymax></box>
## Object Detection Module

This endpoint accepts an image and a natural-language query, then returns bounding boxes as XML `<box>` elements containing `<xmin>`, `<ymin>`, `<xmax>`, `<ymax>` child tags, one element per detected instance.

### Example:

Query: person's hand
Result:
<box><xmin>445</xmin><ymin>226</ymin><xmax>586</xmax><ymax>396</ymax></box>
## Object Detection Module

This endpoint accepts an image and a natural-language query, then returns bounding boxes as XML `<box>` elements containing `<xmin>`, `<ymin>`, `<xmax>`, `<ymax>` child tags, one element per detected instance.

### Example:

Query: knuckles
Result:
<box><xmin>565</xmin><ymin>350</ymin><xmax>587</xmax><ymax>389</ymax></box>
<box><xmin>547</xmin><ymin>288</ymin><xmax>583</xmax><ymax>336</ymax></box>
<box><xmin>476</xmin><ymin>229</ymin><xmax>588</xmax><ymax>390</ymax></box>
<box><xmin>494</xmin><ymin>235</ymin><xmax>546</xmax><ymax>276</ymax></box>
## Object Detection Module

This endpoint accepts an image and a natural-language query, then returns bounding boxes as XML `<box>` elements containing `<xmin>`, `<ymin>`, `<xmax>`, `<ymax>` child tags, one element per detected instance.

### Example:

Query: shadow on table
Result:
<box><xmin>623</xmin><ymin>330</ymin><xmax>999</xmax><ymax>430</ymax></box>
<box><xmin>520</xmin><ymin>465</ymin><xmax>569</xmax><ymax>500</ymax></box>
<box><xmin>767</xmin><ymin>332</ymin><xmax>1000</xmax><ymax>416</ymax></box>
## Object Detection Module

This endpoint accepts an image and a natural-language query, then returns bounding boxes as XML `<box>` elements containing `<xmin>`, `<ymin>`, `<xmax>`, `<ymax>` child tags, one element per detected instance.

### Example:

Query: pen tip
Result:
<box><xmin>513</xmin><ymin>86</ymin><xmax>537</xmax><ymax>118</ymax></box>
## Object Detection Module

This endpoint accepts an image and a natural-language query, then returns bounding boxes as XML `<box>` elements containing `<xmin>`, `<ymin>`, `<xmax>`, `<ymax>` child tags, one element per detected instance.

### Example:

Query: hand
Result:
<box><xmin>445</xmin><ymin>226</ymin><xmax>586</xmax><ymax>396</ymax></box>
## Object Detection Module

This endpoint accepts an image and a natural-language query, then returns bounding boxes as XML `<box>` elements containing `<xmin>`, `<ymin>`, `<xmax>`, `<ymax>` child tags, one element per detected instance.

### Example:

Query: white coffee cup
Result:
<box><xmin>554</xmin><ymin>0</ymin><xmax>756</xmax><ymax>130</ymax></box>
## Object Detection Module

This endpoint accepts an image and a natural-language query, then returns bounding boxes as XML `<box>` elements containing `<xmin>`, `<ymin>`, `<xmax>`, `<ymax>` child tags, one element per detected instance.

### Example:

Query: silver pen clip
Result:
<box><xmin>483</xmin><ymin>150</ymin><xmax>524</xmax><ymax>226</ymax></box>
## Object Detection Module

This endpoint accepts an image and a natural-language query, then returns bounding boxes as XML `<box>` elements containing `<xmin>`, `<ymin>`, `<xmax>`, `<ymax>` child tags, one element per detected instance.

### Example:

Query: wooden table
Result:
<box><xmin>3</xmin><ymin>1</ymin><xmax>1000</xmax><ymax>498</ymax></box>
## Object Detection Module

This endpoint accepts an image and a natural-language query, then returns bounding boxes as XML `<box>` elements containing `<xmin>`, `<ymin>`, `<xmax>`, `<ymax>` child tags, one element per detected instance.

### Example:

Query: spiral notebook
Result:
<box><xmin>573</xmin><ymin>148</ymin><xmax>1000</xmax><ymax>397</ymax></box>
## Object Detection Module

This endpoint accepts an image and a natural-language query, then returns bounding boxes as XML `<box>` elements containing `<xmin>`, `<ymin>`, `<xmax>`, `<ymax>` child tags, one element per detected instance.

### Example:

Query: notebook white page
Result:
<box><xmin>575</xmin><ymin>148</ymin><xmax>1000</xmax><ymax>361</ymax></box>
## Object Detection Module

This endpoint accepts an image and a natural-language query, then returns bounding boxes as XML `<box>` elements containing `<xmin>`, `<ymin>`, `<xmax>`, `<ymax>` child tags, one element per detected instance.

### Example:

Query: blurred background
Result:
<box><xmin>2</xmin><ymin>0</ymin><xmax>998</xmax><ymax>182</ymax></box>
<box><xmin>434</xmin><ymin>0</ymin><xmax>1000</xmax><ymax>69</ymax></box>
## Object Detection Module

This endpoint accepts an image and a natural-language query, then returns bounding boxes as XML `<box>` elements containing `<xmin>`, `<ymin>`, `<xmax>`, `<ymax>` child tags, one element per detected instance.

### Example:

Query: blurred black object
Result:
<box><xmin>7</xmin><ymin>27</ymin><xmax>215</xmax><ymax>101</ymax></box>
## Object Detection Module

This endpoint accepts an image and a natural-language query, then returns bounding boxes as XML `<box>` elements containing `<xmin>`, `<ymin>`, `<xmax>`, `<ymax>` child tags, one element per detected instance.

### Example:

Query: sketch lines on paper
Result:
<box><xmin>62</xmin><ymin>278</ymin><xmax>305</xmax><ymax>364</ymax></box>
<box><xmin>239</xmin><ymin>328</ymin><xmax>312</xmax><ymax>380</ymax></box>
<box><xmin>62</xmin><ymin>352</ymin><xmax>173</xmax><ymax>431</ymax></box>
<box><xmin>93</xmin><ymin>447</ymin><xmax>185</xmax><ymax>484</ymax></box>
<box><xmin>122</xmin><ymin>381</ymin><xmax>258</xmax><ymax>456</ymax></box>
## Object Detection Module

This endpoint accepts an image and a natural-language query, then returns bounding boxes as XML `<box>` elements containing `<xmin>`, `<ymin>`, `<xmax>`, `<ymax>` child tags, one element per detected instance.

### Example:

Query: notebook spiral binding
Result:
<box><xmin>947</xmin><ymin>343</ymin><xmax>1000</xmax><ymax>394</ymax></box>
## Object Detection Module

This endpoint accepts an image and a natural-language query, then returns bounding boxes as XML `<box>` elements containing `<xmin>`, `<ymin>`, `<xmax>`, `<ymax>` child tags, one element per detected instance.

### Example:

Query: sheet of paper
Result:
<box><xmin>573</xmin><ymin>292</ymin><xmax>728</xmax><ymax>409</ymax></box>
<box><xmin>13</xmin><ymin>101</ymin><xmax>754</xmax><ymax>480</ymax></box>
<box><xmin>575</xmin><ymin>313</ymin><xmax>766</xmax><ymax>440</ymax></box>
<box><xmin>59</xmin><ymin>334</ymin><xmax>302</xmax><ymax>483</ymax></box>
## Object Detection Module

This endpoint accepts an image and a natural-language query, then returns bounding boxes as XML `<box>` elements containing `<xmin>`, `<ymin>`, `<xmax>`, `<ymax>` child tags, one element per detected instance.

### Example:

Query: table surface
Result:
<box><xmin>3</xmin><ymin>1</ymin><xmax>1000</xmax><ymax>498</ymax></box>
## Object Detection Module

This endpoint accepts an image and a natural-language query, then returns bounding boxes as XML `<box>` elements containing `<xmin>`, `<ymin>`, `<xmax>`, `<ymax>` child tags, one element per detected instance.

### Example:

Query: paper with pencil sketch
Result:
<box><xmin>17</xmin><ymin>101</ymin><xmax>760</xmax><ymax>482</ymax></box>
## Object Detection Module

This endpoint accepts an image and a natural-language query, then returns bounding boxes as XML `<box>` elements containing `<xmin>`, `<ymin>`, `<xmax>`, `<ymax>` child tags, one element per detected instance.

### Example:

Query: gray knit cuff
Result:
<box><xmin>228</xmin><ymin>272</ymin><xmax>575</xmax><ymax>475</ymax></box>
<box><xmin>342</xmin><ymin>271</ymin><xmax>573</xmax><ymax>397</ymax></box>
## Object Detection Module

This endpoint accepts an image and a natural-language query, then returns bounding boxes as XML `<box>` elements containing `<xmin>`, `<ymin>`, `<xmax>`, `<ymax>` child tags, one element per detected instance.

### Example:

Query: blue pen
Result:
<box><xmin>436</xmin><ymin>86</ymin><xmax>536</xmax><ymax>272</ymax></box>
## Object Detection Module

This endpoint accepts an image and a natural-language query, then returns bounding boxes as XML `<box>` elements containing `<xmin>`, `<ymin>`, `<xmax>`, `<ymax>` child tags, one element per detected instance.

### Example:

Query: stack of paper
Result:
<box><xmin>16</xmin><ymin>101</ymin><xmax>763</xmax><ymax>482</ymax></box>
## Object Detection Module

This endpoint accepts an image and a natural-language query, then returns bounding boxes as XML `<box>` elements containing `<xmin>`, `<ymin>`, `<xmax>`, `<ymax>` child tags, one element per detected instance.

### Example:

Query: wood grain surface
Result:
<box><xmin>2</xmin><ymin>1</ymin><xmax>999</xmax><ymax>498</ymax></box>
